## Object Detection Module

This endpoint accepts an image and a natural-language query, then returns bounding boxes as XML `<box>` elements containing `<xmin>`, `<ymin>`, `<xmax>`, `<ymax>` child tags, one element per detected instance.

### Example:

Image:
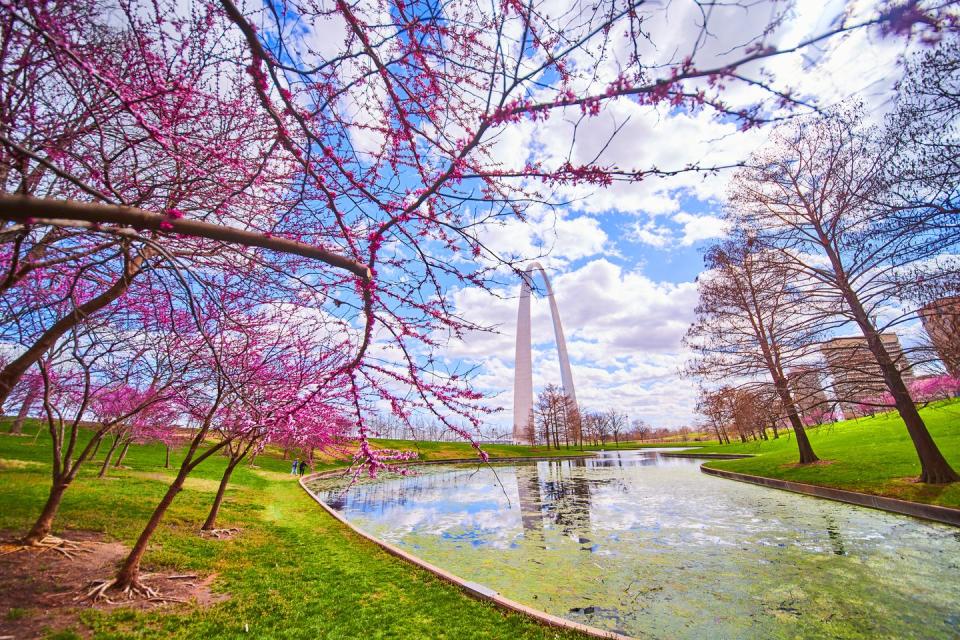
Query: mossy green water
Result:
<box><xmin>316</xmin><ymin>453</ymin><xmax>960</xmax><ymax>639</ymax></box>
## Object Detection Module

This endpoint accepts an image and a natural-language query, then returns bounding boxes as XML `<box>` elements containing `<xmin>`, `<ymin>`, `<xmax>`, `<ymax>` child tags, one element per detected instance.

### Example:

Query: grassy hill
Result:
<box><xmin>691</xmin><ymin>400</ymin><xmax>960</xmax><ymax>508</ymax></box>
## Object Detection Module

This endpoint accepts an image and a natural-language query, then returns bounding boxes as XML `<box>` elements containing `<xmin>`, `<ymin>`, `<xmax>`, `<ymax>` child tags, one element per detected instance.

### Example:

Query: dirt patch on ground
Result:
<box><xmin>0</xmin><ymin>530</ymin><xmax>227</xmax><ymax>639</ymax></box>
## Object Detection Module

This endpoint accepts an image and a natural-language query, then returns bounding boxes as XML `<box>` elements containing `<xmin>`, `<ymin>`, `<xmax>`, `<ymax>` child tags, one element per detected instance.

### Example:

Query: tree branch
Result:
<box><xmin>0</xmin><ymin>195</ymin><xmax>372</xmax><ymax>280</ymax></box>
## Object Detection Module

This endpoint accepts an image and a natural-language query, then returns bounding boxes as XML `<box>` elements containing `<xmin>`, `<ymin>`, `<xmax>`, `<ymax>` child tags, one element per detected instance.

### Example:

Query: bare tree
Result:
<box><xmin>696</xmin><ymin>388</ymin><xmax>732</xmax><ymax>445</ymax></box>
<box><xmin>889</xmin><ymin>37</ymin><xmax>960</xmax><ymax>378</ymax></box>
<box><xmin>581</xmin><ymin>410</ymin><xmax>611</xmax><ymax>447</ymax></box>
<box><xmin>731</xmin><ymin>389</ymin><xmax>770</xmax><ymax>442</ymax></box>
<box><xmin>729</xmin><ymin>106</ymin><xmax>959</xmax><ymax>483</ymax></box>
<box><xmin>534</xmin><ymin>384</ymin><xmax>567</xmax><ymax>449</ymax></box>
<box><xmin>685</xmin><ymin>239</ymin><xmax>821</xmax><ymax>462</ymax></box>
<box><xmin>605</xmin><ymin>410</ymin><xmax>629</xmax><ymax>446</ymax></box>
<box><xmin>886</xmin><ymin>36</ymin><xmax>960</xmax><ymax>229</ymax></box>
<box><xmin>632</xmin><ymin>418</ymin><xmax>651</xmax><ymax>442</ymax></box>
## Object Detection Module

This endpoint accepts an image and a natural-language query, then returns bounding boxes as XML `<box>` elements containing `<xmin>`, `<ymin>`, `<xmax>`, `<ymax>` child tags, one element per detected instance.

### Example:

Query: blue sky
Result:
<box><xmin>428</xmin><ymin>0</ymin><xmax>933</xmax><ymax>435</ymax></box>
<box><xmin>280</xmin><ymin>0</ymin><xmax>939</xmax><ymax>434</ymax></box>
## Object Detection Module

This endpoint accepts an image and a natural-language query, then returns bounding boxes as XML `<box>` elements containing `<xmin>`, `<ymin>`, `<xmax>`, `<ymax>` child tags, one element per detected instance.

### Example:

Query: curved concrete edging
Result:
<box><xmin>700</xmin><ymin>465</ymin><xmax>960</xmax><ymax>527</ymax></box>
<box><xmin>298</xmin><ymin>470</ymin><xmax>634</xmax><ymax>640</ymax></box>
<box><xmin>401</xmin><ymin>454</ymin><xmax>594</xmax><ymax>465</ymax></box>
<box><xmin>661</xmin><ymin>452</ymin><xmax>754</xmax><ymax>460</ymax></box>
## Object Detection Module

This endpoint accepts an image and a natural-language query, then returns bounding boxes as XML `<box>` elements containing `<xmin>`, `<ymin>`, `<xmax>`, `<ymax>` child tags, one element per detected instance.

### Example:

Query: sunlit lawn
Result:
<box><xmin>0</xmin><ymin>421</ymin><xmax>590</xmax><ymax>640</ymax></box>
<box><xmin>3</xmin><ymin>401</ymin><xmax>958</xmax><ymax>638</ymax></box>
<box><xmin>692</xmin><ymin>400</ymin><xmax>960</xmax><ymax>508</ymax></box>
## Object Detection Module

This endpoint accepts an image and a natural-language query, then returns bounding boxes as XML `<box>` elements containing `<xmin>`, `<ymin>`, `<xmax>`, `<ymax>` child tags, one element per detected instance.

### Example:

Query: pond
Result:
<box><xmin>309</xmin><ymin>450</ymin><xmax>960</xmax><ymax>639</ymax></box>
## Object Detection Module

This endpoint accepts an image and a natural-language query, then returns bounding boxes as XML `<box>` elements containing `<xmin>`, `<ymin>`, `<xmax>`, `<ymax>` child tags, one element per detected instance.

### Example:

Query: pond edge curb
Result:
<box><xmin>298</xmin><ymin>469</ymin><xmax>635</xmax><ymax>640</ymax></box>
<box><xmin>699</xmin><ymin>465</ymin><xmax>960</xmax><ymax>527</ymax></box>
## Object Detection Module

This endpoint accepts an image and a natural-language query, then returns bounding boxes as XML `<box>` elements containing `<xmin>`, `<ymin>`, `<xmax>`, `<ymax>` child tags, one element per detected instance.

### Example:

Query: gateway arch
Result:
<box><xmin>512</xmin><ymin>262</ymin><xmax>578</xmax><ymax>444</ymax></box>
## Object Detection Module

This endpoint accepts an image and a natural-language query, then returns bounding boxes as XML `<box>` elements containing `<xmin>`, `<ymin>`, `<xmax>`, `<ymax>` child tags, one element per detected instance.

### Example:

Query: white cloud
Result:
<box><xmin>629</xmin><ymin>221</ymin><xmax>674</xmax><ymax>248</ymax></box>
<box><xmin>473</xmin><ymin>209</ymin><xmax>608</xmax><ymax>271</ymax></box>
<box><xmin>673</xmin><ymin>212</ymin><xmax>730</xmax><ymax>246</ymax></box>
<box><xmin>444</xmin><ymin>260</ymin><xmax>701</xmax><ymax>429</ymax></box>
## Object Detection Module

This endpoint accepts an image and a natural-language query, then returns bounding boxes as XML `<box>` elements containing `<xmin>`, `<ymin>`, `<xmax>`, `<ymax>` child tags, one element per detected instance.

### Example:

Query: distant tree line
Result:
<box><xmin>516</xmin><ymin>384</ymin><xmax>696</xmax><ymax>449</ymax></box>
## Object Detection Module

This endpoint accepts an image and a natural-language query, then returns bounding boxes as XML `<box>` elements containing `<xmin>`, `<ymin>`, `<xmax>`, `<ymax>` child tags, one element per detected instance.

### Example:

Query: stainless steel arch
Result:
<box><xmin>512</xmin><ymin>262</ymin><xmax>578</xmax><ymax>444</ymax></box>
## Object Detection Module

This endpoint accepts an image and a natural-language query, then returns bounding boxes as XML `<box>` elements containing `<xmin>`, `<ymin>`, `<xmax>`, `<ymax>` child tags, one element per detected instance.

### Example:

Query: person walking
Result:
<box><xmin>298</xmin><ymin>459</ymin><xmax>308</xmax><ymax>477</ymax></box>
<box><xmin>291</xmin><ymin>458</ymin><xmax>299</xmax><ymax>475</ymax></box>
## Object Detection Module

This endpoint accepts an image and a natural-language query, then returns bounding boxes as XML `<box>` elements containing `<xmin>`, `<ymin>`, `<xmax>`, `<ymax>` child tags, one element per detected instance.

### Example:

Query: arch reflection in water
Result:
<box><xmin>310</xmin><ymin>450</ymin><xmax>960</xmax><ymax>639</ymax></box>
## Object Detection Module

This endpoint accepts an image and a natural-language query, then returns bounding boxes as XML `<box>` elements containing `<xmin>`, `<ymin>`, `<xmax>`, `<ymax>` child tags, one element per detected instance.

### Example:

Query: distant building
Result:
<box><xmin>918</xmin><ymin>296</ymin><xmax>960</xmax><ymax>377</ymax></box>
<box><xmin>821</xmin><ymin>334</ymin><xmax>914</xmax><ymax>419</ymax></box>
<box><xmin>786</xmin><ymin>367</ymin><xmax>830</xmax><ymax>422</ymax></box>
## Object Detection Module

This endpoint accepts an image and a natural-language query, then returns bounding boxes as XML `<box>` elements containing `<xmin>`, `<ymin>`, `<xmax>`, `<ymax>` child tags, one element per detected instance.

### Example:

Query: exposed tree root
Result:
<box><xmin>1</xmin><ymin>535</ymin><xmax>93</xmax><ymax>559</ymax></box>
<box><xmin>83</xmin><ymin>573</ymin><xmax>159</xmax><ymax>602</ymax></box>
<box><xmin>199</xmin><ymin>527</ymin><xmax>240</xmax><ymax>539</ymax></box>
<box><xmin>149</xmin><ymin>596</ymin><xmax>186</xmax><ymax>604</ymax></box>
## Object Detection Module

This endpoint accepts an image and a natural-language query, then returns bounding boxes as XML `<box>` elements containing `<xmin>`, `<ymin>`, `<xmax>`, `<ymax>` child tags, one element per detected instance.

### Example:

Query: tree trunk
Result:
<box><xmin>769</xmin><ymin>377</ymin><xmax>819</xmax><ymax>463</ymax></box>
<box><xmin>91</xmin><ymin>436</ymin><xmax>103</xmax><ymax>459</ymax></box>
<box><xmin>114</xmin><ymin>438</ymin><xmax>132</xmax><ymax>467</ymax></box>
<box><xmin>22</xmin><ymin>481</ymin><xmax>68</xmax><ymax>545</ymax></box>
<box><xmin>877</xmin><ymin>354</ymin><xmax>958</xmax><ymax>483</ymax></box>
<box><xmin>114</xmin><ymin>470</ymin><xmax>187</xmax><ymax>589</ymax></box>
<box><xmin>98</xmin><ymin>435</ymin><xmax>120</xmax><ymax>478</ymax></box>
<box><xmin>201</xmin><ymin>459</ymin><xmax>239</xmax><ymax>531</ymax></box>
<box><xmin>112</xmin><ymin>406</ymin><xmax>230</xmax><ymax>590</ymax></box>
<box><xmin>164</xmin><ymin>444</ymin><xmax>171</xmax><ymax>469</ymax></box>
<box><xmin>9</xmin><ymin>389</ymin><xmax>37</xmax><ymax>434</ymax></box>
<box><xmin>842</xmin><ymin>292</ymin><xmax>958</xmax><ymax>482</ymax></box>
<box><xmin>771</xmin><ymin>420</ymin><xmax>779</xmax><ymax>439</ymax></box>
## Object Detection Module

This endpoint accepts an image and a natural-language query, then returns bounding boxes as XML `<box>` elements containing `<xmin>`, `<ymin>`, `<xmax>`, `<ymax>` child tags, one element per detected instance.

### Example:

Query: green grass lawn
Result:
<box><xmin>0</xmin><ymin>421</ymin><xmax>592</xmax><ymax>640</ymax></box>
<box><xmin>3</xmin><ymin>402</ymin><xmax>958</xmax><ymax>638</ymax></box>
<box><xmin>689</xmin><ymin>400</ymin><xmax>960</xmax><ymax>508</ymax></box>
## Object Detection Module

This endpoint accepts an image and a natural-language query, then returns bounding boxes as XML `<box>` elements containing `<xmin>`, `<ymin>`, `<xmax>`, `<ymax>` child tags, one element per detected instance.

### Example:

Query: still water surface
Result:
<box><xmin>310</xmin><ymin>450</ymin><xmax>960</xmax><ymax>639</ymax></box>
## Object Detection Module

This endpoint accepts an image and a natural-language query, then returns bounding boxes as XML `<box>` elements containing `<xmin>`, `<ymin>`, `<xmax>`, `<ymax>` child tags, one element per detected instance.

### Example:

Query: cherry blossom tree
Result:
<box><xmin>0</xmin><ymin>0</ymin><xmax>954</xmax><ymax>598</ymax></box>
<box><xmin>910</xmin><ymin>374</ymin><xmax>960</xmax><ymax>405</ymax></box>
<box><xmin>199</xmin><ymin>317</ymin><xmax>353</xmax><ymax>533</ymax></box>
<box><xmin>96</xmin><ymin>303</ymin><xmax>360</xmax><ymax>594</ymax></box>
<box><xmin>21</xmin><ymin>319</ymin><xmax>188</xmax><ymax>547</ymax></box>
<box><xmin>89</xmin><ymin>385</ymin><xmax>176</xmax><ymax>477</ymax></box>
